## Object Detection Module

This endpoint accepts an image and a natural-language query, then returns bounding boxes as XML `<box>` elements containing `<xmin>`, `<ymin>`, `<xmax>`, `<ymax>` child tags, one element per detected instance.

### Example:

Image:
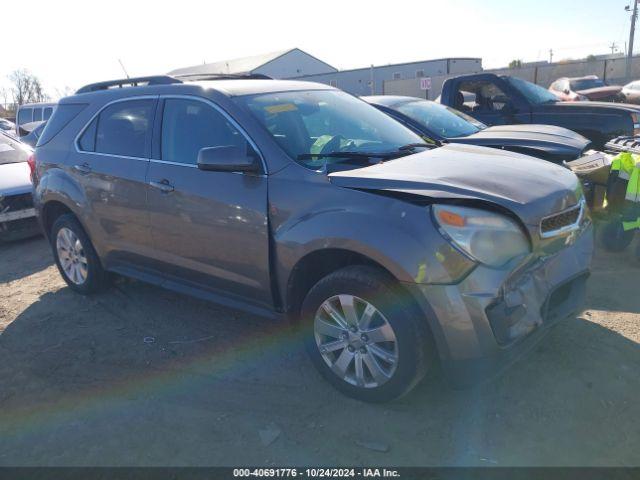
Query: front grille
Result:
<box><xmin>605</xmin><ymin>136</ymin><xmax>640</xmax><ymax>155</ymax></box>
<box><xmin>540</xmin><ymin>201</ymin><xmax>583</xmax><ymax>237</ymax></box>
<box><xmin>0</xmin><ymin>193</ymin><xmax>34</xmax><ymax>214</ymax></box>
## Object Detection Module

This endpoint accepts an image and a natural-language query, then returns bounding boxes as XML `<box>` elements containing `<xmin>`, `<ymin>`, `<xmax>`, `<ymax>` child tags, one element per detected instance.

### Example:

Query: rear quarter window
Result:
<box><xmin>37</xmin><ymin>104</ymin><xmax>87</xmax><ymax>147</ymax></box>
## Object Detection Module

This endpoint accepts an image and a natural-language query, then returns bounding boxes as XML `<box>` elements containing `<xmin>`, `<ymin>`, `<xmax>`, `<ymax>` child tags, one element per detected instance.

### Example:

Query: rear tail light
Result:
<box><xmin>27</xmin><ymin>153</ymin><xmax>36</xmax><ymax>184</ymax></box>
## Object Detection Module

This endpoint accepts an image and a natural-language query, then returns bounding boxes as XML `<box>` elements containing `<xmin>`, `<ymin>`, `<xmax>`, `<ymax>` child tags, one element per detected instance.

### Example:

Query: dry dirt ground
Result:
<box><xmin>0</xmin><ymin>235</ymin><xmax>639</xmax><ymax>467</ymax></box>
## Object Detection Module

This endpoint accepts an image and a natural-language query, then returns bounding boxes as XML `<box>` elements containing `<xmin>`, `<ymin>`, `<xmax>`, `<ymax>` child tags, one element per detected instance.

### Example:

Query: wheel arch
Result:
<box><xmin>282</xmin><ymin>246</ymin><xmax>451</xmax><ymax>368</ymax></box>
<box><xmin>285</xmin><ymin>248</ymin><xmax>395</xmax><ymax>316</ymax></box>
<box><xmin>41</xmin><ymin>200</ymin><xmax>76</xmax><ymax>240</ymax></box>
<box><xmin>36</xmin><ymin>167</ymin><xmax>92</xmax><ymax>240</ymax></box>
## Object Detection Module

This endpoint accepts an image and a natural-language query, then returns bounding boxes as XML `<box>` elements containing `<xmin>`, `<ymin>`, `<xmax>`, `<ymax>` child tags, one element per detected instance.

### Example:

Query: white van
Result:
<box><xmin>15</xmin><ymin>102</ymin><xmax>56</xmax><ymax>136</ymax></box>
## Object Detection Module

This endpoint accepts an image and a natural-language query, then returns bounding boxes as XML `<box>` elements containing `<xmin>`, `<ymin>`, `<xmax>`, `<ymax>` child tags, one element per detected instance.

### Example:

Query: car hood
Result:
<box><xmin>576</xmin><ymin>86</ymin><xmax>623</xmax><ymax>99</ymax></box>
<box><xmin>328</xmin><ymin>144</ymin><xmax>582</xmax><ymax>227</ymax></box>
<box><xmin>449</xmin><ymin>124</ymin><xmax>590</xmax><ymax>159</ymax></box>
<box><xmin>0</xmin><ymin>162</ymin><xmax>32</xmax><ymax>196</ymax></box>
<box><xmin>544</xmin><ymin>99</ymin><xmax>640</xmax><ymax>112</ymax></box>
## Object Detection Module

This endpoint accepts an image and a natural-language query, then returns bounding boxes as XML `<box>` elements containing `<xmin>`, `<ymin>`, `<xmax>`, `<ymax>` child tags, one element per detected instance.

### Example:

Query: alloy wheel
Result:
<box><xmin>56</xmin><ymin>227</ymin><xmax>88</xmax><ymax>285</ymax></box>
<box><xmin>314</xmin><ymin>294</ymin><xmax>398</xmax><ymax>388</ymax></box>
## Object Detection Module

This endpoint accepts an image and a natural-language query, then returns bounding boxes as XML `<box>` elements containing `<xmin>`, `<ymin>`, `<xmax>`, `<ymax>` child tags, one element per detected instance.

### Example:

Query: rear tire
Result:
<box><xmin>50</xmin><ymin>214</ymin><xmax>108</xmax><ymax>294</ymax></box>
<box><xmin>300</xmin><ymin>266</ymin><xmax>434</xmax><ymax>402</ymax></box>
<box><xmin>599</xmin><ymin>220</ymin><xmax>635</xmax><ymax>252</ymax></box>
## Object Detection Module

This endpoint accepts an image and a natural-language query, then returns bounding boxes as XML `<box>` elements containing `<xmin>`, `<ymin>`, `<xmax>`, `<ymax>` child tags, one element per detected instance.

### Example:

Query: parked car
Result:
<box><xmin>440</xmin><ymin>73</ymin><xmax>640</xmax><ymax>149</ymax></box>
<box><xmin>15</xmin><ymin>102</ymin><xmax>56</xmax><ymax>137</ymax></box>
<box><xmin>620</xmin><ymin>80</ymin><xmax>640</xmax><ymax>104</ymax></box>
<box><xmin>33</xmin><ymin>75</ymin><xmax>593</xmax><ymax>402</ymax></box>
<box><xmin>0</xmin><ymin>131</ymin><xmax>40</xmax><ymax>241</ymax></box>
<box><xmin>21</xmin><ymin>121</ymin><xmax>47</xmax><ymax>147</ymax></box>
<box><xmin>363</xmin><ymin>95</ymin><xmax>592</xmax><ymax>163</ymax></box>
<box><xmin>549</xmin><ymin>76</ymin><xmax>623</xmax><ymax>103</ymax></box>
<box><xmin>0</xmin><ymin>118</ymin><xmax>15</xmax><ymax>133</ymax></box>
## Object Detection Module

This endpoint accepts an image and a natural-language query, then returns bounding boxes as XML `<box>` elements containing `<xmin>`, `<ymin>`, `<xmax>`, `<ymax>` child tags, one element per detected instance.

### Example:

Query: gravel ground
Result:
<box><xmin>0</xmin><ymin>235</ymin><xmax>639</xmax><ymax>467</ymax></box>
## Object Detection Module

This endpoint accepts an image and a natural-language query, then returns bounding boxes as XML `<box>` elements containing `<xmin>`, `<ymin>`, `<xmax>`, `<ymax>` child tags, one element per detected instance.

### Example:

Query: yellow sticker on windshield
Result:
<box><xmin>265</xmin><ymin>103</ymin><xmax>298</xmax><ymax>114</ymax></box>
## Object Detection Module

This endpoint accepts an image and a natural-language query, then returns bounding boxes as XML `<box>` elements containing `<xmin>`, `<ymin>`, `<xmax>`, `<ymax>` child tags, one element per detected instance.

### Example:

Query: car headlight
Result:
<box><xmin>432</xmin><ymin>205</ymin><xmax>530</xmax><ymax>267</ymax></box>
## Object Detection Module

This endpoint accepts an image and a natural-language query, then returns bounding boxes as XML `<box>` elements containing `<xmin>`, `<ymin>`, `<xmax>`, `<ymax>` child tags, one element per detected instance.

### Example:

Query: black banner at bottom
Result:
<box><xmin>0</xmin><ymin>467</ymin><xmax>639</xmax><ymax>480</ymax></box>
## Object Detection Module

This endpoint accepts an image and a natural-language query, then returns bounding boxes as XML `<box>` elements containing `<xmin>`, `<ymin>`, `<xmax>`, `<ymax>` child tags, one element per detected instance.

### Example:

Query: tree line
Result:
<box><xmin>1</xmin><ymin>70</ymin><xmax>49</xmax><ymax>114</ymax></box>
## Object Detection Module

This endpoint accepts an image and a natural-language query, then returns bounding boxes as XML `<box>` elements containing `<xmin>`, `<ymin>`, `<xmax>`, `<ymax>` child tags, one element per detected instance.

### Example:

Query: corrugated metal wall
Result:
<box><xmin>383</xmin><ymin>56</ymin><xmax>640</xmax><ymax>100</ymax></box>
<box><xmin>295</xmin><ymin>58</ymin><xmax>482</xmax><ymax>96</ymax></box>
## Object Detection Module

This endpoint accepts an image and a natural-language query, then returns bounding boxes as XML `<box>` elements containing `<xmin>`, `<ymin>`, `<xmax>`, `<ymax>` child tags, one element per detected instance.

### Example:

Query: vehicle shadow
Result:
<box><xmin>0</xmin><ymin>276</ymin><xmax>639</xmax><ymax>467</ymax></box>
<box><xmin>0</xmin><ymin>235</ymin><xmax>51</xmax><ymax>284</ymax></box>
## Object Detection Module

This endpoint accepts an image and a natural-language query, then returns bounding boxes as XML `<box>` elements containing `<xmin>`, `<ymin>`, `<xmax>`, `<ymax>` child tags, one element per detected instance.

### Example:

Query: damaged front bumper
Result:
<box><xmin>0</xmin><ymin>192</ymin><xmax>40</xmax><ymax>242</ymax></box>
<box><xmin>407</xmin><ymin>221</ymin><xmax>594</xmax><ymax>387</ymax></box>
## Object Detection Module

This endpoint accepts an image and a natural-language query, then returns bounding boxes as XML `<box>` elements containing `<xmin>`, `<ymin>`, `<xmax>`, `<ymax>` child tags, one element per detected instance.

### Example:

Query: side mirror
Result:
<box><xmin>197</xmin><ymin>145</ymin><xmax>260</xmax><ymax>173</ymax></box>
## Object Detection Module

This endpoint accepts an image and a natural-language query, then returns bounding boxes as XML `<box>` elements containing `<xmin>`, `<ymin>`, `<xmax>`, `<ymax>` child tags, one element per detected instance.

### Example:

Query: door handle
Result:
<box><xmin>73</xmin><ymin>163</ymin><xmax>92</xmax><ymax>174</ymax></box>
<box><xmin>149</xmin><ymin>179</ymin><xmax>174</xmax><ymax>193</ymax></box>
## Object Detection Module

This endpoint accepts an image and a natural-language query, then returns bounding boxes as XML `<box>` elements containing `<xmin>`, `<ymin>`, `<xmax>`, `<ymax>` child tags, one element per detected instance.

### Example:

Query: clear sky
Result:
<box><xmin>0</xmin><ymin>0</ymin><xmax>635</xmax><ymax>99</ymax></box>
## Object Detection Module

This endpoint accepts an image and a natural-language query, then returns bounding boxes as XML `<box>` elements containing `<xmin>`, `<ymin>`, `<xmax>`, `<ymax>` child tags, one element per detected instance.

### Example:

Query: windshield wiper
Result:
<box><xmin>297</xmin><ymin>151</ymin><xmax>399</xmax><ymax>160</ymax></box>
<box><xmin>397</xmin><ymin>142</ymin><xmax>438</xmax><ymax>151</ymax></box>
<box><xmin>297</xmin><ymin>144</ymin><xmax>436</xmax><ymax>161</ymax></box>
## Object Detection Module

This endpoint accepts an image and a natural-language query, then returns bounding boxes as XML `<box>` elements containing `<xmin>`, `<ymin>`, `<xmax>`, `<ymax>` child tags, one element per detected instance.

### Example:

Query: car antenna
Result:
<box><xmin>118</xmin><ymin>59</ymin><xmax>130</xmax><ymax>79</ymax></box>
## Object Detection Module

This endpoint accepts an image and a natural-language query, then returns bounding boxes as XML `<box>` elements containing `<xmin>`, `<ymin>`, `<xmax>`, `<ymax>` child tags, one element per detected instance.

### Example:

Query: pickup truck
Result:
<box><xmin>440</xmin><ymin>73</ymin><xmax>640</xmax><ymax>149</ymax></box>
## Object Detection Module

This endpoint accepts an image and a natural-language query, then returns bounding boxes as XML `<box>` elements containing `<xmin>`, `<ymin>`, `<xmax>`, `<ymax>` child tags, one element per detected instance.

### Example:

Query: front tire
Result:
<box><xmin>301</xmin><ymin>266</ymin><xmax>433</xmax><ymax>402</ymax></box>
<box><xmin>599</xmin><ymin>219</ymin><xmax>635</xmax><ymax>252</ymax></box>
<box><xmin>51</xmin><ymin>214</ymin><xmax>108</xmax><ymax>294</ymax></box>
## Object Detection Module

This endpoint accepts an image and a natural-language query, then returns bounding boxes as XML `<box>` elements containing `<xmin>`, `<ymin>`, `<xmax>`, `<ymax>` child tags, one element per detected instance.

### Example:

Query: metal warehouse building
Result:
<box><xmin>168</xmin><ymin>48</ymin><xmax>338</xmax><ymax>79</ymax></box>
<box><xmin>168</xmin><ymin>48</ymin><xmax>482</xmax><ymax>96</ymax></box>
<box><xmin>295</xmin><ymin>57</ymin><xmax>482</xmax><ymax>96</ymax></box>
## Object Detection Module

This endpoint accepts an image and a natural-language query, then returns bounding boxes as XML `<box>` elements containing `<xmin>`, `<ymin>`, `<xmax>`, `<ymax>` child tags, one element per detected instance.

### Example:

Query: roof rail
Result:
<box><xmin>76</xmin><ymin>75</ymin><xmax>183</xmax><ymax>94</ymax></box>
<box><xmin>173</xmin><ymin>73</ymin><xmax>272</xmax><ymax>81</ymax></box>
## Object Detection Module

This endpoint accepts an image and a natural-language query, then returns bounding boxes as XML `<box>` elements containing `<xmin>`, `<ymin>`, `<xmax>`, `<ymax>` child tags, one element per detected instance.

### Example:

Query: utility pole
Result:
<box><xmin>369</xmin><ymin>64</ymin><xmax>374</xmax><ymax>95</ymax></box>
<box><xmin>549</xmin><ymin>48</ymin><xmax>553</xmax><ymax>63</ymax></box>
<box><xmin>627</xmin><ymin>0</ymin><xmax>638</xmax><ymax>81</ymax></box>
<box><xmin>610</xmin><ymin>41</ymin><xmax>619</xmax><ymax>54</ymax></box>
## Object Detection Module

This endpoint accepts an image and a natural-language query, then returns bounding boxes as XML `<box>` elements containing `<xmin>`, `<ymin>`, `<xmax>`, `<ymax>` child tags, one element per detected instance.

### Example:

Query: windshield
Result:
<box><xmin>570</xmin><ymin>78</ymin><xmax>606</xmax><ymax>90</ymax></box>
<box><xmin>236</xmin><ymin>90</ymin><xmax>424</xmax><ymax>169</ymax></box>
<box><xmin>504</xmin><ymin>76</ymin><xmax>558</xmax><ymax>105</ymax></box>
<box><xmin>394</xmin><ymin>100</ymin><xmax>486</xmax><ymax>139</ymax></box>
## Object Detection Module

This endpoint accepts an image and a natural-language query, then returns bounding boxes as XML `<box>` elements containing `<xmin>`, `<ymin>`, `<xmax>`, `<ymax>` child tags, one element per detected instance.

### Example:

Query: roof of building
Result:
<box><xmin>297</xmin><ymin>57</ymin><xmax>482</xmax><ymax>78</ymax></box>
<box><xmin>168</xmin><ymin>48</ymin><xmax>337</xmax><ymax>76</ymax></box>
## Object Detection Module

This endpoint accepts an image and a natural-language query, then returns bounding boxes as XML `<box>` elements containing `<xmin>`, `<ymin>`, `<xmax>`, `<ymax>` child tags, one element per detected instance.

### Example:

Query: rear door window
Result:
<box><xmin>33</xmin><ymin>108</ymin><xmax>43</xmax><ymax>122</ymax></box>
<box><xmin>43</xmin><ymin>107</ymin><xmax>53</xmax><ymax>120</ymax></box>
<box><xmin>89</xmin><ymin>99</ymin><xmax>155</xmax><ymax>158</ymax></box>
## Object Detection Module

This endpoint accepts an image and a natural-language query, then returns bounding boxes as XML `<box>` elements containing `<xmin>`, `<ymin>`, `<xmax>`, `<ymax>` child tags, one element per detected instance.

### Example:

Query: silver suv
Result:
<box><xmin>32</xmin><ymin>75</ymin><xmax>593</xmax><ymax>402</ymax></box>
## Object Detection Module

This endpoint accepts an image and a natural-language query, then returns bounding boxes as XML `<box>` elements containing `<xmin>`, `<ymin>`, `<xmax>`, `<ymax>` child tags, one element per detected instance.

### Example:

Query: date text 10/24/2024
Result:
<box><xmin>232</xmin><ymin>468</ymin><xmax>401</xmax><ymax>478</ymax></box>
